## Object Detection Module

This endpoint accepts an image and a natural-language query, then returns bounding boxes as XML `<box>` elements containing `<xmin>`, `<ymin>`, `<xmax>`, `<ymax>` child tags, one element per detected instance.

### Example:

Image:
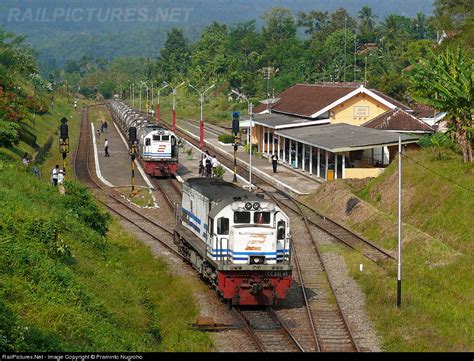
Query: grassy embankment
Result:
<box><xmin>0</xmin><ymin>165</ymin><xmax>211</xmax><ymax>351</ymax></box>
<box><xmin>1</xmin><ymin>89</ymin><xmax>212</xmax><ymax>351</ymax></box>
<box><xmin>301</xmin><ymin>147</ymin><xmax>473</xmax><ymax>351</ymax></box>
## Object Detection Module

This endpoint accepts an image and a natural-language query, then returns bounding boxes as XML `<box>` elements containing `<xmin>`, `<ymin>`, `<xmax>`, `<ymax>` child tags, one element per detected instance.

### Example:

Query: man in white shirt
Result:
<box><xmin>51</xmin><ymin>165</ymin><xmax>59</xmax><ymax>186</ymax></box>
<box><xmin>104</xmin><ymin>139</ymin><xmax>110</xmax><ymax>157</ymax></box>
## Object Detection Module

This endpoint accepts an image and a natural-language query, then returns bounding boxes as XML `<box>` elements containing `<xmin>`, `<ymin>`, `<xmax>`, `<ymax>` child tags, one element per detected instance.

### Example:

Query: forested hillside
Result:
<box><xmin>0</xmin><ymin>0</ymin><xmax>434</xmax><ymax>69</ymax></box>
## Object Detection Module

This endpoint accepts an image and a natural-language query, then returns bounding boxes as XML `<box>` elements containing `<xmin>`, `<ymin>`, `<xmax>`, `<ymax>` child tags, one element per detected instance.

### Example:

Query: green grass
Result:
<box><xmin>0</xmin><ymin>164</ymin><xmax>212</xmax><ymax>352</ymax></box>
<box><xmin>301</xmin><ymin>147</ymin><xmax>474</xmax><ymax>351</ymax></box>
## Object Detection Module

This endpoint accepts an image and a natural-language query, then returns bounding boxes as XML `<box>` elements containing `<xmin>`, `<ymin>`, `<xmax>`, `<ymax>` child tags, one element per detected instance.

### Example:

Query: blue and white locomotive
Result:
<box><xmin>174</xmin><ymin>178</ymin><xmax>292</xmax><ymax>305</ymax></box>
<box><xmin>109</xmin><ymin>101</ymin><xmax>179</xmax><ymax>176</ymax></box>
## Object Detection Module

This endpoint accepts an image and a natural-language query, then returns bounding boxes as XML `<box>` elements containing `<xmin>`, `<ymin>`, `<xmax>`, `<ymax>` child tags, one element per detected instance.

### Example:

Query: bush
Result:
<box><xmin>61</xmin><ymin>180</ymin><xmax>111</xmax><ymax>237</ymax></box>
<box><xmin>212</xmin><ymin>164</ymin><xmax>226</xmax><ymax>179</ymax></box>
<box><xmin>244</xmin><ymin>143</ymin><xmax>260</xmax><ymax>155</ymax></box>
<box><xmin>218</xmin><ymin>133</ymin><xmax>234</xmax><ymax>144</ymax></box>
<box><xmin>419</xmin><ymin>133</ymin><xmax>456</xmax><ymax>150</ymax></box>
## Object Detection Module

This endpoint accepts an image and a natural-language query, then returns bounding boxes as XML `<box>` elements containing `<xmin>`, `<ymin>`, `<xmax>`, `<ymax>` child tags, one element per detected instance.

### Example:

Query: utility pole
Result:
<box><xmin>157</xmin><ymin>82</ymin><xmax>169</xmax><ymax>122</ymax></box>
<box><xmin>171</xmin><ymin>82</ymin><xmax>186</xmax><ymax>131</ymax></box>
<box><xmin>397</xmin><ymin>135</ymin><xmax>403</xmax><ymax>308</ymax></box>
<box><xmin>249</xmin><ymin>102</ymin><xmax>253</xmax><ymax>192</ymax></box>
<box><xmin>344</xmin><ymin>16</ymin><xmax>347</xmax><ymax>83</ymax></box>
<box><xmin>189</xmin><ymin>83</ymin><xmax>215</xmax><ymax>150</ymax></box>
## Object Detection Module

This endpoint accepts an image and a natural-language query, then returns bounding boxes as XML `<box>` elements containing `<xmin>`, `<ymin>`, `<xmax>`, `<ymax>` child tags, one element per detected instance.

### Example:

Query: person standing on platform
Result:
<box><xmin>201</xmin><ymin>153</ymin><xmax>207</xmax><ymax>176</ymax></box>
<box><xmin>96</xmin><ymin>129</ymin><xmax>101</xmax><ymax>144</ymax></box>
<box><xmin>205</xmin><ymin>158</ymin><xmax>212</xmax><ymax>178</ymax></box>
<box><xmin>198</xmin><ymin>153</ymin><xmax>204</xmax><ymax>176</ymax></box>
<box><xmin>104</xmin><ymin>139</ymin><xmax>110</xmax><ymax>157</ymax></box>
<box><xmin>104</xmin><ymin>121</ymin><xmax>108</xmax><ymax>133</ymax></box>
<box><xmin>271</xmin><ymin>154</ymin><xmax>278</xmax><ymax>173</ymax></box>
<box><xmin>211</xmin><ymin>155</ymin><xmax>219</xmax><ymax>176</ymax></box>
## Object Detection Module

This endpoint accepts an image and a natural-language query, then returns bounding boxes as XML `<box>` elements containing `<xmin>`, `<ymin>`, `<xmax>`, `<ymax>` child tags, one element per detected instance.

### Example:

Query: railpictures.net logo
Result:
<box><xmin>6</xmin><ymin>7</ymin><xmax>194</xmax><ymax>23</ymax></box>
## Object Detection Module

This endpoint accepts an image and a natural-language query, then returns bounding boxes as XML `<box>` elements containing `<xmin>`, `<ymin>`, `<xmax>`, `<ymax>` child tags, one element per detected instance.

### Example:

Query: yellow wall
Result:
<box><xmin>330</xmin><ymin>93</ymin><xmax>390</xmax><ymax>126</ymax></box>
<box><xmin>345</xmin><ymin>167</ymin><xmax>385</xmax><ymax>179</ymax></box>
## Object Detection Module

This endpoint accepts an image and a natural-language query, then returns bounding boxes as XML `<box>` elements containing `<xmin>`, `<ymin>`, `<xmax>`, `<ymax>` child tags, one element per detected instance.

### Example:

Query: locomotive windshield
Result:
<box><xmin>254</xmin><ymin>212</ymin><xmax>271</xmax><ymax>224</ymax></box>
<box><xmin>234</xmin><ymin>212</ymin><xmax>251</xmax><ymax>224</ymax></box>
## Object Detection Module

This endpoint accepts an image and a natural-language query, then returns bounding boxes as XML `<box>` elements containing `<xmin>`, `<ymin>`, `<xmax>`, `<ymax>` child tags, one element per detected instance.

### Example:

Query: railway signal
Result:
<box><xmin>129</xmin><ymin>126</ymin><xmax>138</xmax><ymax>194</ymax></box>
<box><xmin>232</xmin><ymin>112</ymin><xmax>240</xmax><ymax>183</ymax></box>
<box><xmin>59</xmin><ymin>117</ymin><xmax>69</xmax><ymax>180</ymax></box>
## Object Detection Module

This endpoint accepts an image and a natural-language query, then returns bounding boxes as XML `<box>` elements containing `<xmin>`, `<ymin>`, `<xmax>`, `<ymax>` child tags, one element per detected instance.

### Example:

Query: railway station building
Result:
<box><xmin>243</xmin><ymin>83</ymin><xmax>431</xmax><ymax>180</ymax></box>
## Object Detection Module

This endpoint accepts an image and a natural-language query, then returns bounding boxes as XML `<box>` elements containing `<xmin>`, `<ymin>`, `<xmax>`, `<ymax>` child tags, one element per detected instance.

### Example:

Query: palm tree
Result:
<box><xmin>408</xmin><ymin>47</ymin><xmax>473</xmax><ymax>162</ymax></box>
<box><xmin>412</xmin><ymin>12</ymin><xmax>427</xmax><ymax>39</ymax></box>
<box><xmin>358</xmin><ymin>6</ymin><xmax>378</xmax><ymax>34</ymax></box>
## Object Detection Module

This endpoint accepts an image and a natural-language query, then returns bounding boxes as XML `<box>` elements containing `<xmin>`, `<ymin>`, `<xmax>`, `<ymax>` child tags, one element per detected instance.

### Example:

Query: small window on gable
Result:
<box><xmin>217</xmin><ymin>217</ymin><xmax>229</xmax><ymax>235</ymax></box>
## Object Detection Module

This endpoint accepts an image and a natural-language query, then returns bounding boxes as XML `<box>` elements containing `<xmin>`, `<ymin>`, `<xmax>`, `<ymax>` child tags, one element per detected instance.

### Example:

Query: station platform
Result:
<box><xmin>175</xmin><ymin>119</ymin><xmax>322</xmax><ymax>195</ymax></box>
<box><xmin>89</xmin><ymin>109</ymin><xmax>151</xmax><ymax>189</ymax></box>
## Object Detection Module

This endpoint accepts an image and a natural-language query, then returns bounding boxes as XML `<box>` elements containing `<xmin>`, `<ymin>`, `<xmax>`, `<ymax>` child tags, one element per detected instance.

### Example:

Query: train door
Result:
<box><xmin>171</xmin><ymin>135</ymin><xmax>177</xmax><ymax>158</ymax></box>
<box><xmin>215</xmin><ymin>216</ymin><xmax>229</xmax><ymax>262</ymax></box>
<box><xmin>274</xmin><ymin>211</ymin><xmax>290</xmax><ymax>264</ymax></box>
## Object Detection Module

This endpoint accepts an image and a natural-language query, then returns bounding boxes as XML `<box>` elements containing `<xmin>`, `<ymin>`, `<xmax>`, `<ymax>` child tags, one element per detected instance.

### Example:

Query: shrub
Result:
<box><xmin>419</xmin><ymin>133</ymin><xmax>456</xmax><ymax>150</ymax></box>
<box><xmin>212</xmin><ymin>164</ymin><xmax>226</xmax><ymax>179</ymax></box>
<box><xmin>62</xmin><ymin>180</ymin><xmax>111</xmax><ymax>237</ymax></box>
<box><xmin>244</xmin><ymin>143</ymin><xmax>259</xmax><ymax>155</ymax></box>
<box><xmin>218</xmin><ymin>133</ymin><xmax>234</xmax><ymax>144</ymax></box>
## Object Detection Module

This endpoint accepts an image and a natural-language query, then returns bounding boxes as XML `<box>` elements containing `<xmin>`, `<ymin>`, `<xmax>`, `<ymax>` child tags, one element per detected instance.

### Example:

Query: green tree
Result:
<box><xmin>157</xmin><ymin>28</ymin><xmax>191</xmax><ymax>83</ymax></box>
<box><xmin>262</xmin><ymin>8</ymin><xmax>297</xmax><ymax>45</ymax></box>
<box><xmin>297</xmin><ymin>10</ymin><xmax>330</xmax><ymax>39</ymax></box>
<box><xmin>408</xmin><ymin>47</ymin><xmax>474</xmax><ymax>162</ymax></box>
<box><xmin>358</xmin><ymin>6</ymin><xmax>378</xmax><ymax>34</ymax></box>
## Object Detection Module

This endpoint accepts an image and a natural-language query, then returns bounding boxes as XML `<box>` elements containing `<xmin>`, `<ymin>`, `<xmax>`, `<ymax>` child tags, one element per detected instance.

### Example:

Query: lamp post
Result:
<box><xmin>146</xmin><ymin>83</ymin><xmax>149</xmax><ymax>114</ymax></box>
<box><xmin>171</xmin><ymin>82</ymin><xmax>186</xmax><ymax>131</ymax></box>
<box><xmin>157</xmin><ymin>82</ymin><xmax>169</xmax><ymax>122</ymax></box>
<box><xmin>189</xmin><ymin>83</ymin><xmax>215</xmax><ymax>150</ymax></box>
<box><xmin>397</xmin><ymin>135</ymin><xmax>403</xmax><ymax>308</ymax></box>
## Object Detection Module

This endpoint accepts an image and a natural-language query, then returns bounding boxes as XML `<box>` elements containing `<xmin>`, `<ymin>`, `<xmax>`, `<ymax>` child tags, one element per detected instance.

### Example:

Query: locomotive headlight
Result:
<box><xmin>253</xmin><ymin>202</ymin><xmax>260</xmax><ymax>210</ymax></box>
<box><xmin>267</xmin><ymin>203</ymin><xmax>276</xmax><ymax>211</ymax></box>
<box><xmin>245</xmin><ymin>202</ymin><xmax>253</xmax><ymax>210</ymax></box>
<box><xmin>231</xmin><ymin>202</ymin><xmax>240</xmax><ymax>211</ymax></box>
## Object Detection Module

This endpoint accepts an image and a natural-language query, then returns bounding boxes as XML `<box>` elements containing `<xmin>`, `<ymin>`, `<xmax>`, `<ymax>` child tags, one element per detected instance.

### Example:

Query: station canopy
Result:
<box><xmin>275</xmin><ymin>123</ymin><xmax>420</xmax><ymax>153</ymax></box>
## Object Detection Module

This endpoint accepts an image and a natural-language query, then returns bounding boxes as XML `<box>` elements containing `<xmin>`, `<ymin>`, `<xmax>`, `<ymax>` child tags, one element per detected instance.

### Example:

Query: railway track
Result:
<box><xmin>158</xmin><ymin>119</ymin><xmax>362</xmax><ymax>352</ymax></box>
<box><xmin>73</xmin><ymin>105</ymin><xmax>183</xmax><ymax>262</ymax></box>
<box><xmin>234</xmin><ymin>307</ymin><xmax>305</xmax><ymax>352</ymax></box>
<box><xmin>165</xmin><ymin>120</ymin><xmax>393</xmax><ymax>263</ymax></box>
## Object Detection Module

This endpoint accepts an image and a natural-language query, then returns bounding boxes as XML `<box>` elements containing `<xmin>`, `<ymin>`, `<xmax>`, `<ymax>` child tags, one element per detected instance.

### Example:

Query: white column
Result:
<box><xmin>296</xmin><ymin>142</ymin><xmax>299</xmax><ymax>169</ymax></box>
<box><xmin>272</xmin><ymin>131</ymin><xmax>275</xmax><ymax>155</ymax></box>
<box><xmin>277</xmin><ymin>136</ymin><xmax>280</xmax><ymax>159</ymax></box>
<box><xmin>317</xmin><ymin>148</ymin><xmax>321</xmax><ymax>178</ymax></box>
<box><xmin>325</xmin><ymin>151</ymin><xmax>329</xmax><ymax>179</ymax></box>
<box><xmin>302</xmin><ymin>144</ymin><xmax>305</xmax><ymax>172</ymax></box>
<box><xmin>289</xmin><ymin>139</ymin><xmax>292</xmax><ymax>166</ymax></box>
<box><xmin>309</xmin><ymin>146</ymin><xmax>313</xmax><ymax>175</ymax></box>
<box><xmin>335</xmin><ymin>153</ymin><xmax>338</xmax><ymax>179</ymax></box>
<box><xmin>283</xmin><ymin>137</ymin><xmax>286</xmax><ymax>163</ymax></box>
<box><xmin>342</xmin><ymin>152</ymin><xmax>346</xmax><ymax>179</ymax></box>
<box><xmin>267</xmin><ymin>129</ymin><xmax>270</xmax><ymax>155</ymax></box>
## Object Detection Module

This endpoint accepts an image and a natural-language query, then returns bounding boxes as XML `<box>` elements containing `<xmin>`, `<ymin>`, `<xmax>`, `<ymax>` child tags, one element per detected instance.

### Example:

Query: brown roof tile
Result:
<box><xmin>253</xmin><ymin>83</ymin><xmax>410</xmax><ymax>117</ymax></box>
<box><xmin>362</xmin><ymin>108</ymin><xmax>434</xmax><ymax>132</ymax></box>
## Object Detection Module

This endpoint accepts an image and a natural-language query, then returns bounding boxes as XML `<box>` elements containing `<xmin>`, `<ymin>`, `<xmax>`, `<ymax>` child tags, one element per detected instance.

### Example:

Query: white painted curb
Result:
<box><xmin>91</xmin><ymin>123</ymin><xmax>114</xmax><ymax>188</ymax></box>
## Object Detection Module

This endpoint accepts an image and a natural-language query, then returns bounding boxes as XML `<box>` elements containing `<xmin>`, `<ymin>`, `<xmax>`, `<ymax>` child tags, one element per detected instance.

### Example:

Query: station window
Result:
<box><xmin>161</xmin><ymin>135</ymin><xmax>170</xmax><ymax>141</ymax></box>
<box><xmin>217</xmin><ymin>217</ymin><xmax>229</xmax><ymax>235</ymax></box>
<box><xmin>254</xmin><ymin>212</ymin><xmax>270</xmax><ymax>224</ymax></box>
<box><xmin>145</xmin><ymin>138</ymin><xmax>151</xmax><ymax>146</ymax></box>
<box><xmin>234</xmin><ymin>212</ymin><xmax>251</xmax><ymax>224</ymax></box>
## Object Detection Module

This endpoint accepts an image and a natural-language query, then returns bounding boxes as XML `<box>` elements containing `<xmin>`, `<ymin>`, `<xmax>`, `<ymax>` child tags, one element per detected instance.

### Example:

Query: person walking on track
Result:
<box><xmin>104</xmin><ymin>139</ymin><xmax>110</xmax><ymax>157</ymax></box>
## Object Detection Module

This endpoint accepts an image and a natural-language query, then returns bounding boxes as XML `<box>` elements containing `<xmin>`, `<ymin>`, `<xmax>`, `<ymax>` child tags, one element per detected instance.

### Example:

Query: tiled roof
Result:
<box><xmin>362</xmin><ymin>108</ymin><xmax>434</xmax><ymax>133</ymax></box>
<box><xmin>412</xmin><ymin>104</ymin><xmax>437</xmax><ymax>118</ymax></box>
<box><xmin>252</xmin><ymin>83</ymin><xmax>410</xmax><ymax>117</ymax></box>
